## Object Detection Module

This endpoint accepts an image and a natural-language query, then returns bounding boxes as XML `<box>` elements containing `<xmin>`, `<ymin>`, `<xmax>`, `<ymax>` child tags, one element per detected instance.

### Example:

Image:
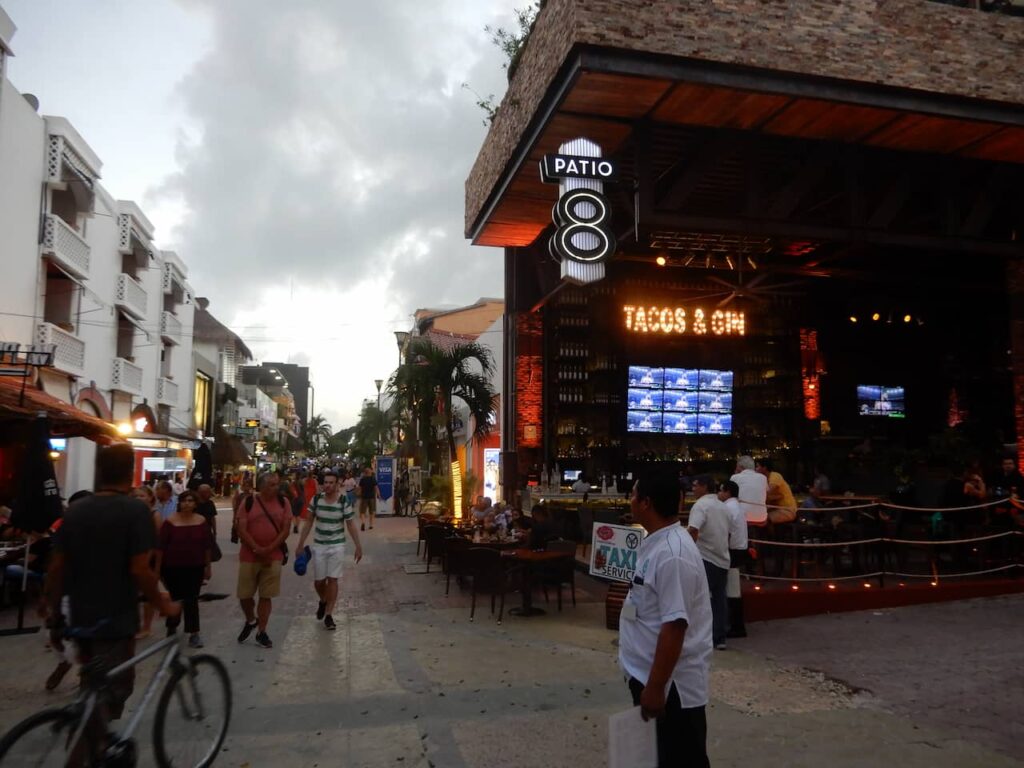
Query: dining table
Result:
<box><xmin>502</xmin><ymin>548</ymin><xmax>574</xmax><ymax>617</ymax></box>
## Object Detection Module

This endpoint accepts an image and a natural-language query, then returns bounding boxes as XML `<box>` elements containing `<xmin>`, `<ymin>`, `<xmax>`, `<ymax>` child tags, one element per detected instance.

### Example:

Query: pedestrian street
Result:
<box><xmin>1</xmin><ymin>511</ymin><xmax>1020</xmax><ymax>767</ymax></box>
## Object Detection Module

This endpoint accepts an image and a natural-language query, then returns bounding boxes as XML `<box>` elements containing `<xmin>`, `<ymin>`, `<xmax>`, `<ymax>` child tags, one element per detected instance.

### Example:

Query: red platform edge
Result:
<box><xmin>743</xmin><ymin>578</ymin><xmax>1024</xmax><ymax>622</ymax></box>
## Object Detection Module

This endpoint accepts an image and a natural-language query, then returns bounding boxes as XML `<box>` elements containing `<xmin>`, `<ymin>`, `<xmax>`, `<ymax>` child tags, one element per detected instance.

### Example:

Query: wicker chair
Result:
<box><xmin>423</xmin><ymin>524</ymin><xmax>447</xmax><ymax>573</ymax></box>
<box><xmin>467</xmin><ymin>547</ymin><xmax>521</xmax><ymax>624</ymax></box>
<box><xmin>444</xmin><ymin>536</ymin><xmax>473</xmax><ymax>595</ymax></box>
<box><xmin>539</xmin><ymin>539</ymin><xmax>577</xmax><ymax>611</ymax></box>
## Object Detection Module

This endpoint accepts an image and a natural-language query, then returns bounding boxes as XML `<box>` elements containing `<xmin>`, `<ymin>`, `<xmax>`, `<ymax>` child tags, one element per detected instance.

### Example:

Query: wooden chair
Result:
<box><xmin>467</xmin><ymin>547</ymin><xmax>521</xmax><ymax>624</ymax></box>
<box><xmin>539</xmin><ymin>539</ymin><xmax>577</xmax><ymax>611</ymax></box>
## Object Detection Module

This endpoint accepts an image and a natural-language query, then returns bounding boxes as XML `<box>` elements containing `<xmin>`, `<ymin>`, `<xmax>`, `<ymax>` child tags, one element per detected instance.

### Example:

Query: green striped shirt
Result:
<box><xmin>312</xmin><ymin>494</ymin><xmax>352</xmax><ymax>545</ymax></box>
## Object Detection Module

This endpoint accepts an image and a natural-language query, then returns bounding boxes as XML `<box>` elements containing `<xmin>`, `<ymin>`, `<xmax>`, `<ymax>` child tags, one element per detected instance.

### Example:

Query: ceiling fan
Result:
<box><xmin>705</xmin><ymin>260</ymin><xmax>807</xmax><ymax>307</ymax></box>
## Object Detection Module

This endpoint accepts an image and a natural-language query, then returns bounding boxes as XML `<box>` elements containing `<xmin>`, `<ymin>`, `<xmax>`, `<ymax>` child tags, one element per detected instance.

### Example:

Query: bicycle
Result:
<box><xmin>0</xmin><ymin>625</ymin><xmax>232</xmax><ymax>767</ymax></box>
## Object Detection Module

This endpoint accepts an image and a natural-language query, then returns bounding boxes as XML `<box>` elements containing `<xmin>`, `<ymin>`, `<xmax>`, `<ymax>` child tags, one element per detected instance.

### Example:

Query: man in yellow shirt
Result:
<box><xmin>756</xmin><ymin>458</ymin><xmax>797</xmax><ymax>524</ymax></box>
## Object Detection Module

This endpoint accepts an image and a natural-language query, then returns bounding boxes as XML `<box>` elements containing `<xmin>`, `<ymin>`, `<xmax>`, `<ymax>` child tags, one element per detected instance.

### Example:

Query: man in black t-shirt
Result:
<box><xmin>196</xmin><ymin>483</ymin><xmax>218</xmax><ymax>536</ymax></box>
<box><xmin>357</xmin><ymin>467</ymin><xmax>380</xmax><ymax>532</ymax></box>
<box><xmin>47</xmin><ymin>444</ymin><xmax>178</xmax><ymax>721</ymax></box>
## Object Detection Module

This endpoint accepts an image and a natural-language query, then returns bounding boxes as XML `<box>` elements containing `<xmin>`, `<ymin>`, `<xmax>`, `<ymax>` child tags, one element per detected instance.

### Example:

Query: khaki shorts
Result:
<box><xmin>359</xmin><ymin>498</ymin><xmax>376</xmax><ymax>515</ymax></box>
<box><xmin>237</xmin><ymin>560</ymin><xmax>282</xmax><ymax>600</ymax></box>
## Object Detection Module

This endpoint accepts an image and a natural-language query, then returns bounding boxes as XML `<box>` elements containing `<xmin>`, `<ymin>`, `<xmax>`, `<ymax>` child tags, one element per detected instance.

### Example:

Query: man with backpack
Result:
<box><xmin>294</xmin><ymin>469</ymin><xmax>362</xmax><ymax>630</ymax></box>
<box><xmin>235</xmin><ymin>472</ymin><xmax>290</xmax><ymax>648</ymax></box>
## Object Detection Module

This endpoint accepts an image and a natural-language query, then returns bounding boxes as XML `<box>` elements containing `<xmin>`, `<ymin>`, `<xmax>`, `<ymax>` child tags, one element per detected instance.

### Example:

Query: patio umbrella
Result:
<box><xmin>10</xmin><ymin>415</ymin><xmax>62</xmax><ymax>533</ymax></box>
<box><xmin>189</xmin><ymin>441</ymin><xmax>213</xmax><ymax>490</ymax></box>
<box><xmin>3</xmin><ymin>415</ymin><xmax>61</xmax><ymax>637</ymax></box>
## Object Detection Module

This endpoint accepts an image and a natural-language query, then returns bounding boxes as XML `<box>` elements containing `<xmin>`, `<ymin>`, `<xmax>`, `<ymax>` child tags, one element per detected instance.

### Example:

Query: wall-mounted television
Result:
<box><xmin>857</xmin><ymin>385</ymin><xmax>905</xmax><ymax>418</ymax></box>
<box><xmin>627</xmin><ymin>365</ymin><xmax>734</xmax><ymax>434</ymax></box>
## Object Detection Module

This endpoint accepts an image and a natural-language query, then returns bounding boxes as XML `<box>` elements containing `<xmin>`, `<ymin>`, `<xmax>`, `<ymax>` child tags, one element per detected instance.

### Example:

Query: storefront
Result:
<box><xmin>464</xmin><ymin>0</ymin><xmax>1024</xmax><ymax>501</ymax></box>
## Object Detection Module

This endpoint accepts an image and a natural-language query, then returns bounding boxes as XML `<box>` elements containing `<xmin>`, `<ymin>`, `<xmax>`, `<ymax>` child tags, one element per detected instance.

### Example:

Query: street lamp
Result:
<box><xmin>394</xmin><ymin>331</ymin><xmax>409</xmax><ymax>367</ymax></box>
<box><xmin>375</xmin><ymin>378</ymin><xmax>383</xmax><ymax>456</ymax></box>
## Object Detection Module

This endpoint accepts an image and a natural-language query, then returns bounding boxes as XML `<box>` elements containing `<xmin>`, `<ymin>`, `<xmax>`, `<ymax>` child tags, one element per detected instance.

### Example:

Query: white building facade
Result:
<box><xmin>0</xmin><ymin>9</ymin><xmax>197</xmax><ymax>494</ymax></box>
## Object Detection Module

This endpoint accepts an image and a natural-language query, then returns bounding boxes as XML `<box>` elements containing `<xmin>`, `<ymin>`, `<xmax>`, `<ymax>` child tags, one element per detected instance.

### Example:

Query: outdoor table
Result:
<box><xmin>502</xmin><ymin>548</ymin><xmax>573</xmax><ymax>618</ymax></box>
<box><xmin>0</xmin><ymin>544</ymin><xmax>28</xmax><ymax>609</ymax></box>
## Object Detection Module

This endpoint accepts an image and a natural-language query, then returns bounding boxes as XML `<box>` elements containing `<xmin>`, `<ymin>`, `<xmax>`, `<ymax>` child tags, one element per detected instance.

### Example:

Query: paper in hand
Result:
<box><xmin>608</xmin><ymin>706</ymin><xmax>658</xmax><ymax>768</ymax></box>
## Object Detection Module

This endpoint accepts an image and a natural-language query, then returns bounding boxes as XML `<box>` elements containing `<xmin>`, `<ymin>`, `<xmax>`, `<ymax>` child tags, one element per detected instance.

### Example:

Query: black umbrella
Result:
<box><xmin>189</xmin><ymin>441</ymin><xmax>213</xmax><ymax>490</ymax></box>
<box><xmin>3</xmin><ymin>415</ymin><xmax>61</xmax><ymax>637</ymax></box>
<box><xmin>10</xmin><ymin>415</ymin><xmax>62</xmax><ymax>533</ymax></box>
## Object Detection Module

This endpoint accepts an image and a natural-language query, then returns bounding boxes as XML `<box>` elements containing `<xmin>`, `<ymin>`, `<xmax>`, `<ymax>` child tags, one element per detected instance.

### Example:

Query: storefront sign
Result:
<box><xmin>0</xmin><ymin>342</ymin><xmax>54</xmax><ymax>376</ymax></box>
<box><xmin>540</xmin><ymin>138</ymin><xmax>616</xmax><ymax>285</ymax></box>
<box><xmin>589</xmin><ymin>522</ymin><xmax>645</xmax><ymax>583</ymax></box>
<box><xmin>540</xmin><ymin>154</ymin><xmax>618</xmax><ymax>183</ymax></box>
<box><xmin>376</xmin><ymin>456</ymin><xmax>394</xmax><ymax>515</ymax></box>
<box><xmin>483</xmin><ymin>448</ymin><xmax>500</xmax><ymax>500</ymax></box>
<box><xmin>622</xmin><ymin>305</ymin><xmax>746</xmax><ymax>336</ymax></box>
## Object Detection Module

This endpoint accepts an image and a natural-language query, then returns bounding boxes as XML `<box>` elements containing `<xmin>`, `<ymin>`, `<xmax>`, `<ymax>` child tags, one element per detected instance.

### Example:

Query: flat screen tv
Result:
<box><xmin>563</xmin><ymin>469</ymin><xmax>581</xmax><ymax>483</ymax></box>
<box><xmin>857</xmin><ymin>385</ymin><xmax>905</xmax><ymax>418</ymax></box>
<box><xmin>626</xmin><ymin>365</ymin><xmax>734</xmax><ymax>434</ymax></box>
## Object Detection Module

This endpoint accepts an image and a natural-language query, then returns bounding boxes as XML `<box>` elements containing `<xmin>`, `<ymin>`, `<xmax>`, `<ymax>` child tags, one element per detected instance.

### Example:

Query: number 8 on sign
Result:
<box><xmin>549</xmin><ymin>188</ymin><xmax>616</xmax><ymax>264</ymax></box>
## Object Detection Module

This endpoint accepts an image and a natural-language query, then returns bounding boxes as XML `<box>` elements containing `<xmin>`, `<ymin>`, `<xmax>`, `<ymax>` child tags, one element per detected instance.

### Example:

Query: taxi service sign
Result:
<box><xmin>589</xmin><ymin>522</ymin><xmax>645</xmax><ymax>583</ymax></box>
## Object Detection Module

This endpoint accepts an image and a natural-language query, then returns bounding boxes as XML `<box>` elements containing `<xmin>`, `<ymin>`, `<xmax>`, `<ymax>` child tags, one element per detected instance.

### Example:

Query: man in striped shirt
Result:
<box><xmin>294</xmin><ymin>469</ymin><xmax>363</xmax><ymax>630</ymax></box>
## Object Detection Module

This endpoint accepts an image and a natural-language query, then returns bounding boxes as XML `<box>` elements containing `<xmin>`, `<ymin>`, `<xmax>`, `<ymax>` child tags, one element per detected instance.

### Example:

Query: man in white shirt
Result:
<box><xmin>718</xmin><ymin>479</ymin><xmax>749</xmax><ymax>639</ymax></box>
<box><xmin>731</xmin><ymin>455</ymin><xmax>767</xmax><ymax>524</ymax></box>
<box><xmin>686</xmin><ymin>476</ymin><xmax>731</xmax><ymax>650</ymax></box>
<box><xmin>571</xmin><ymin>475</ymin><xmax>590</xmax><ymax>494</ymax></box>
<box><xmin>619</xmin><ymin>471</ymin><xmax>712</xmax><ymax>767</ymax></box>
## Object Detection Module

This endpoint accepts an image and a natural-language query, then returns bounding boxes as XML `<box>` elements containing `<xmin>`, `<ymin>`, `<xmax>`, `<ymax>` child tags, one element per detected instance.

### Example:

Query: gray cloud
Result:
<box><xmin>159</xmin><ymin>0</ymin><xmax>512</xmax><ymax>318</ymax></box>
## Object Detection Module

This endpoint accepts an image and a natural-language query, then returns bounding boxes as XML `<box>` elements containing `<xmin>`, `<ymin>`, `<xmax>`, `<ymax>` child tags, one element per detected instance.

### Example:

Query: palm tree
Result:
<box><xmin>389</xmin><ymin>337</ymin><xmax>496</xmax><ymax>477</ymax></box>
<box><xmin>302</xmin><ymin>413</ymin><xmax>333</xmax><ymax>453</ymax></box>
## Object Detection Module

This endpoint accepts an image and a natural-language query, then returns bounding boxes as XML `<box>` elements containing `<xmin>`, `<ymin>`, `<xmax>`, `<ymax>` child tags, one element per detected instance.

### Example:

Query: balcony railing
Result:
<box><xmin>160</xmin><ymin>311</ymin><xmax>182</xmax><ymax>345</ymax></box>
<box><xmin>35</xmin><ymin>322</ymin><xmax>85</xmax><ymax>378</ymax></box>
<box><xmin>115</xmin><ymin>273</ymin><xmax>147</xmax><ymax>320</ymax></box>
<box><xmin>41</xmin><ymin>214</ymin><xmax>90</xmax><ymax>279</ymax></box>
<box><xmin>157</xmin><ymin>377</ymin><xmax>178</xmax><ymax>407</ymax></box>
<box><xmin>111</xmin><ymin>357</ymin><xmax>143</xmax><ymax>396</ymax></box>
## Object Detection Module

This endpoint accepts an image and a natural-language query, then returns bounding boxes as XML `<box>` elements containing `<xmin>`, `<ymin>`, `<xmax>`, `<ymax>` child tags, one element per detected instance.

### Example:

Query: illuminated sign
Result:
<box><xmin>540</xmin><ymin>154</ymin><xmax>618</xmax><ymax>183</ymax></box>
<box><xmin>540</xmin><ymin>138</ymin><xmax>616</xmax><ymax>286</ymax></box>
<box><xmin>245</xmin><ymin>418</ymin><xmax>260</xmax><ymax>428</ymax></box>
<box><xmin>623</xmin><ymin>305</ymin><xmax>746</xmax><ymax>336</ymax></box>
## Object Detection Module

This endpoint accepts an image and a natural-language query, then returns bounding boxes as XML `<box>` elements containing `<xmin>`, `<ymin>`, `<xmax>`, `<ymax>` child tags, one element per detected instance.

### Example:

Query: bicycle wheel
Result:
<box><xmin>0</xmin><ymin>708</ymin><xmax>86</xmax><ymax>767</ymax></box>
<box><xmin>153</xmin><ymin>654</ymin><xmax>232</xmax><ymax>768</ymax></box>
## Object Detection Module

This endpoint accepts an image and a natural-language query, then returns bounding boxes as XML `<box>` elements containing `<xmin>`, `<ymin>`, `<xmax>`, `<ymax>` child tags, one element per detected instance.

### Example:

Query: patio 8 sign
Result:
<box><xmin>589</xmin><ymin>523</ymin><xmax>645</xmax><ymax>583</ymax></box>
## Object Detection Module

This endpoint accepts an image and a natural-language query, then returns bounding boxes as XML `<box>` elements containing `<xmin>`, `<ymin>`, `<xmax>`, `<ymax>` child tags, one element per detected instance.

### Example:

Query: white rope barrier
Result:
<box><xmin>741</xmin><ymin>565</ymin><xmax>1021</xmax><ymax>583</ymax></box>
<box><xmin>741</xmin><ymin>572</ymin><xmax>885</xmax><ymax>583</ymax></box>
<box><xmin>762</xmin><ymin>497</ymin><xmax>1015</xmax><ymax>515</ymax></box>
<box><xmin>884</xmin><ymin>564</ymin><xmax>1020</xmax><ymax>579</ymax></box>
<box><xmin>749</xmin><ymin>530</ymin><xmax>1023</xmax><ymax>549</ymax></box>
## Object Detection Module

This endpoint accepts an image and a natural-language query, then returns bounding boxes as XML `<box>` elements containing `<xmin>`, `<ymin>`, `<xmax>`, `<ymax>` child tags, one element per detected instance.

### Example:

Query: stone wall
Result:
<box><xmin>466</xmin><ymin>0</ymin><xmax>1024</xmax><ymax>235</ymax></box>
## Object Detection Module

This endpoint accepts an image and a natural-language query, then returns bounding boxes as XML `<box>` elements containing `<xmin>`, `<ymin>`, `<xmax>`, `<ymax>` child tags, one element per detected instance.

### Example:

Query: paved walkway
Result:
<box><xmin>1</xmin><ymin>510</ymin><xmax>1021</xmax><ymax>766</ymax></box>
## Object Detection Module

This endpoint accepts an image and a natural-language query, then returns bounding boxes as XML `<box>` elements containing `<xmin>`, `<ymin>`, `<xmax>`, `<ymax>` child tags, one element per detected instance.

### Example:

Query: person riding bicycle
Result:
<box><xmin>46</xmin><ymin>444</ymin><xmax>179</xmax><ymax>730</ymax></box>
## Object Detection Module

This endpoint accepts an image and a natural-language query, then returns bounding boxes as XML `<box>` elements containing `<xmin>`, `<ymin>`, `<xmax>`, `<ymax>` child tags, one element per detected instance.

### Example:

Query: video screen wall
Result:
<box><xmin>857</xmin><ymin>385</ymin><xmax>905</xmax><ymax>418</ymax></box>
<box><xmin>627</xmin><ymin>366</ymin><xmax>734</xmax><ymax>434</ymax></box>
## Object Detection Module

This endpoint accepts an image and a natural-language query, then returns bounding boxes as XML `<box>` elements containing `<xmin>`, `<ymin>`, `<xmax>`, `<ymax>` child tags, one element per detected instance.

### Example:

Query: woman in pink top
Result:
<box><xmin>156</xmin><ymin>490</ymin><xmax>212</xmax><ymax>648</ymax></box>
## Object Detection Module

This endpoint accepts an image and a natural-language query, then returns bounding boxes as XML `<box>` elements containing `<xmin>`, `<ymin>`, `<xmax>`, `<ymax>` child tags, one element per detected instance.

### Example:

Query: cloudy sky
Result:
<box><xmin>4</xmin><ymin>0</ymin><xmax>514</xmax><ymax>430</ymax></box>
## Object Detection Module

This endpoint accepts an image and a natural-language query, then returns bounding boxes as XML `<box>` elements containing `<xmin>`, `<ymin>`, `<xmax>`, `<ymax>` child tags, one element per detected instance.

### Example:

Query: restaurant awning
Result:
<box><xmin>0</xmin><ymin>376</ymin><xmax>121</xmax><ymax>442</ymax></box>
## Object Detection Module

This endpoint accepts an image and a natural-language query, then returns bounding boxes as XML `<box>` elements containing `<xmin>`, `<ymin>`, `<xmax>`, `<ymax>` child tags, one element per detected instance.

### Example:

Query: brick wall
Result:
<box><xmin>466</xmin><ymin>0</ymin><xmax>1024</xmax><ymax>235</ymax></box>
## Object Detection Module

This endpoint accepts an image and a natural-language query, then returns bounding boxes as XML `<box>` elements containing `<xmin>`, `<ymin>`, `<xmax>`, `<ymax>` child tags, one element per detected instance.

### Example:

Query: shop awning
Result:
<box><xmin>0</xmin><ymin>376</ymin><xmax>121</xmax><ymax>442</ymax></box>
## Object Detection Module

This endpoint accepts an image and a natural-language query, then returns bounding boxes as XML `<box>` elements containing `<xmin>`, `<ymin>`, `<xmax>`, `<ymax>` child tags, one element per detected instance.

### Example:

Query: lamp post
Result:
<box><xmin>393</xmin><ymin>332</ymin><xmax>409</xmax><ymax>459</ymax></box>
<box><xmin>375</xmin><ymin>378</ymin><xmax>383</xmax><ymax>456</ymax></box>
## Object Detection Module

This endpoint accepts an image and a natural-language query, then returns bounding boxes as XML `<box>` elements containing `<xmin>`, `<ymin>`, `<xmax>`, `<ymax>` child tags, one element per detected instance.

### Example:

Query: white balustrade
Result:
<box><xmin>157</xmin><ymin>377</ymin><xmax>179</xmax><ymax>406</ymax></box>
<box><xmin>35</xmin><ymin>322</ymin><xmax>85</xmax><ymax>377</ymax></box>
<box><xmin>111</xmin><ymin>357</ymin><xmax>143</xmax><ymax>396</ymax></box>
<box><xmin>41</xmin><ymin>214</ymin><xmax>90</xmax><ymax>279</ymax></box>
<box><xmin>115</xmin><ymin>273</ymin><xmax>148</xmax><ymax>319</ymax></box>
<box><xmin>160</xmin><ymin>311</ymin><xmax>182</xmax><ymax>345</ymax></box>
